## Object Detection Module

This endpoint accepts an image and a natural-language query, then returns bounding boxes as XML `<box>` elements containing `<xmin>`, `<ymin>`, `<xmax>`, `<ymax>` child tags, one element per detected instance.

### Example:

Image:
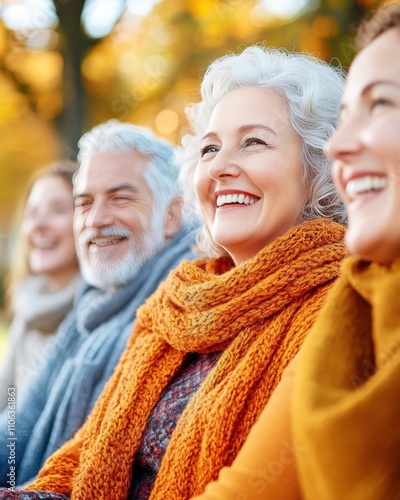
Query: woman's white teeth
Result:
<box><xmin>216</xmin><ymin>194</ymin><xmax>257</xmax><ymax>207</ymax></box>
<box><xmin>346</xmin><ymin>176</ymin><xmax>387</xmax><ymax>199</ymax></box>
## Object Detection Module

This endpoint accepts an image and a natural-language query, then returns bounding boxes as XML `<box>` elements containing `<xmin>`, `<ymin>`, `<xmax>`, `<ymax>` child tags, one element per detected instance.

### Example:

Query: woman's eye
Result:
<box><xmin>244</xmin><ymin>137</ymin><xmax>267</xmax><ymax>147</ymax></box>
<box><xmin>200</xmin><ymin>144</ymin><xmax>219</xmax><ymax>157</ymax></box>
<box><xmin>371</xmin><ymin>98</ymin><xmax>392</xmax><ymax>110</ymax></box>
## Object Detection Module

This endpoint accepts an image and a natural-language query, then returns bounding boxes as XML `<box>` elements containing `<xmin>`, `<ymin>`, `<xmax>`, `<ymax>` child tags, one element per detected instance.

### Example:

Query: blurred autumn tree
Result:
<box><xmin>0</xmin><ymin>0</ymin><xmax>386</xmax><ymax>310</ymax></box>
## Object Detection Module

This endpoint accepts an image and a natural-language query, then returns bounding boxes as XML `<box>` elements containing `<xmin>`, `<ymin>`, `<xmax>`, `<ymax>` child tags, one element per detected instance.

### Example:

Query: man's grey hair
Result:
<box><xmin>76</xmin><ymin>119</ymin><xmax>180</xmax><ymax>214</ymax></box>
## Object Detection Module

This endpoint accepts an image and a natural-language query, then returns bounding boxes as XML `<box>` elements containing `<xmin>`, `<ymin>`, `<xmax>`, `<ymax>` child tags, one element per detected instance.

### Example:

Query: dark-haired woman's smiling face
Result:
<box><xmin>326</xmin><ymin>28</ymin><xmax>400</xmax><ymax>263</ymax></box>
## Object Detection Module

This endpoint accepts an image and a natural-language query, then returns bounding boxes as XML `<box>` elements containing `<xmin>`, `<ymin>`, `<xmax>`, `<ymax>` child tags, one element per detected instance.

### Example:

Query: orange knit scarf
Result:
<box><xmin>29</xmin><ymin>219</ymin><xmax>348</xmax><ymax>500</ymax></box>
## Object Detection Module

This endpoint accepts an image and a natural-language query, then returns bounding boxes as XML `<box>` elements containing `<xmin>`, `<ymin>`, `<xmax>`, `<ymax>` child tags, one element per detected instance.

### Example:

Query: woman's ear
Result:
<box><xmin>163</xmin><ymin>197</ymin><xmax>183</xmax><ymax>240</ymax></box>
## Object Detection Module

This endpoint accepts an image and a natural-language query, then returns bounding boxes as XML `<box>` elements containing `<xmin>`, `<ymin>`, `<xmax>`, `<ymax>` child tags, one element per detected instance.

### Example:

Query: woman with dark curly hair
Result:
<box><xmin>294</xmin><ymin>3</ymin><xmax>400</xmax><ymax>499</ymax></box>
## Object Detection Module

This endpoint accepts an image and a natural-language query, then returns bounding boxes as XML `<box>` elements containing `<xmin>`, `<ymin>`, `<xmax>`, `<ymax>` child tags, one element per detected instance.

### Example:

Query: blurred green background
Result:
<box><xmin>0</xmin><ymin>0</ymin><xmax>385</xmax><ymax>349</ymax></box>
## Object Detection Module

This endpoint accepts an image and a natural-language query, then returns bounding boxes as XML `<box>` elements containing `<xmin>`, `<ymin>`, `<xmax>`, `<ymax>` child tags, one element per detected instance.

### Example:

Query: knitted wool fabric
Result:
<box><xmin>28</xmin><ymin>219</ymin><xmax>348</xmax><ymax>500</ymax></box>
<box><xmin>293</xmin><ymin>256</ymin><xmax>400</xmax><ymax>500</ymax></box>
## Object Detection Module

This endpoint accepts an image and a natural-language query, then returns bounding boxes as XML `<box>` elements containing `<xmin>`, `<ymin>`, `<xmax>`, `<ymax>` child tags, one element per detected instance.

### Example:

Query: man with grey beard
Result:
<box><xmin>0</xmin><ymin>120</ymin><xmax>197</xmax><ymax>487</ymax></box>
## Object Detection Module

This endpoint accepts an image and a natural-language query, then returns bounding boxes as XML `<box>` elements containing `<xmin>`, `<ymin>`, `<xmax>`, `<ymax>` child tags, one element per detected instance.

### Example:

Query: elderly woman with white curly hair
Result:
<box><xmin>7</xmin><ymin>45</ymin><xmax>348</xmax><ymax>500</ymax></box>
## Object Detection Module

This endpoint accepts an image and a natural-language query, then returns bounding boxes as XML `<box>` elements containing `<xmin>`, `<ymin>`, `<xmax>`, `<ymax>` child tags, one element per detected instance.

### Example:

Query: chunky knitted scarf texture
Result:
<box><xmin>29</xmin><ymin>219</ymin><xmax>347</xmax><ymax>500</ymax></box>
<box><xmin>293</xmin><ymin>256</ymin><xmax>400</xmax><ymax>500</ymax></box>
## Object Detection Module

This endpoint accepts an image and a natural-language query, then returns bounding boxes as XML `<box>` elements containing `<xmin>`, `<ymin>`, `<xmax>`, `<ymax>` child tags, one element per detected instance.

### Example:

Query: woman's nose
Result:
<box><xmin>27</xmin><ymin>210</ymin><xmax>53</xmax><ymax>229</ymax></box>
<box><xmin>325</xmin><ymin>115</ymin><xmax>363</xmax><ymax>162</ymax></box>
<box><xmin>207</xmin><ymin>148</ymin><xmax>241</xmax><ymax>180</ymax></box>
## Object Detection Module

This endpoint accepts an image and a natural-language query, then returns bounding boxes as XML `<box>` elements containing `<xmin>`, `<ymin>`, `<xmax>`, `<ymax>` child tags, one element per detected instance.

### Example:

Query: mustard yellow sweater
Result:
<box><xmin>293</xmin><ymin>257</ymin><xmax>400</xmax><ymax>500</ymax></box>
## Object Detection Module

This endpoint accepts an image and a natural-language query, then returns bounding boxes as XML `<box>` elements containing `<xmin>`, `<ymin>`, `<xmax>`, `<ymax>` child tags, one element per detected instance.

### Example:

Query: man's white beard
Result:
<box><xmin>77</xmin><ymin>222</ymin><xmax>166</xmax><ymax>291</ymax></box>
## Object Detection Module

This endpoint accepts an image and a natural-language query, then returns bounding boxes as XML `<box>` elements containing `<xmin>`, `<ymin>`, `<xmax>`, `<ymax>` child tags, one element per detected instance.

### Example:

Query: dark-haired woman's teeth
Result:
<box><xmin>346</xmin><ymin>176</ymin><xmax>387</xmax><ymax>199</ymax></box>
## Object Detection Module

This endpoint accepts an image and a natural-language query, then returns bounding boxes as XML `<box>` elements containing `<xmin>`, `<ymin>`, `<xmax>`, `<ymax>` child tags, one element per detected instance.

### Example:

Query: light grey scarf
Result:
<box><xmin>13</xmin><ymin>274</ymin><xmax>81</xmax><ymax>333</ymax></box>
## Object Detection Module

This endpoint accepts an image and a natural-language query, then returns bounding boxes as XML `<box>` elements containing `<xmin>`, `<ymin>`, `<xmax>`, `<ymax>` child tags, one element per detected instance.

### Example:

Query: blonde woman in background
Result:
<box><xmin>0</xmin><ymin>161</ymin><xmax>81</xmax><ymax>410</ymax></box>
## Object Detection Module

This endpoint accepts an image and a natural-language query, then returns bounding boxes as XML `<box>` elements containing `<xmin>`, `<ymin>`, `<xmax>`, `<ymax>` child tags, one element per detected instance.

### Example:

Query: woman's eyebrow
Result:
<box><xmin>201</xmin><ymin>124</ymin><xmax>276</xmax><ymax>142</ymax></box>
<box><xmin>237</xmin><ymin>124</ymin><xmax>277</xmax><ymax>136</ymax></box>
<box><xmin>361</xmin><ymin>79</ymin><xmax>400</xmax><ymax>97</ymax></box>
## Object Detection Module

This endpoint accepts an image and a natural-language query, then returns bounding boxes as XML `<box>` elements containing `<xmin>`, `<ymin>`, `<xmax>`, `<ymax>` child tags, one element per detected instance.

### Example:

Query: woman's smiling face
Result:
<box><xmin>22</xmin><ymin>174</ymin><xmax>78</xmax><ymax>287</ymax></box>
<box><xmin>194</xmin><ymin>85</ymin><xmax>307</xmax><ymax>265</ymax></box>
<box><xmin>326</xmin><ymin>28</ymin><xmax>400</xmax><ymax>263</ymax></box>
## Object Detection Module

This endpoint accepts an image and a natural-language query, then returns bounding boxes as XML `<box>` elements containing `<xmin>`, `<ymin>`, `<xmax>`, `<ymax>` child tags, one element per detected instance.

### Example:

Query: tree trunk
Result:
<box><xmin>55</xmin><ymin>0</ymin><xmax>96</xmax><ymax>157</ymax></box>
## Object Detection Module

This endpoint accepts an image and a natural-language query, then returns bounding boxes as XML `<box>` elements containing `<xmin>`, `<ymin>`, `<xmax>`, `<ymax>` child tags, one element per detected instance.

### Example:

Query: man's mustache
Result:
<box><xmin>78</xmin><ymin>227</ymin><xmax>133</xmax><ymax>246</ymax></box>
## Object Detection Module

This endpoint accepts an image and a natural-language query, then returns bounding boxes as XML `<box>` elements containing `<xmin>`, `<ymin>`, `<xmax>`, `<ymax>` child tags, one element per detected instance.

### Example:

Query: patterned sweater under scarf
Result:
<box><xmin>26</xmin><ymin>219</ymin><xmax>348</xmax><ymax>500</ymax></box>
